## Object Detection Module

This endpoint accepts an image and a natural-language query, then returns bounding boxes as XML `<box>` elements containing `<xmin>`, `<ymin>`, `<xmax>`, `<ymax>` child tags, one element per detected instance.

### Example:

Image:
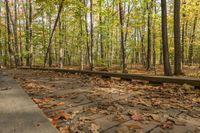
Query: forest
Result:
<box><xmin>0</xmin><ymin>0</ymin><xmax>200</xmax><ymax>133</ymax></box>
<box><xmin>0</xmin><ymin>0</ymin><xmax>199</xmax><ymax>76</ymax></box>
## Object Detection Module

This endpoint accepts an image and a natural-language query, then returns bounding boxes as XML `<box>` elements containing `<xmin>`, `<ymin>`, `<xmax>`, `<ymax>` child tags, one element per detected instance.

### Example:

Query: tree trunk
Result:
<box><xmin>188</xmin><ymin>15</ymin><xmax>198</xmax><ymax>65</ymax></box>
<box><xmin>90</xmin><ymin>0</ymin><xmax>94</xmax><ymax>70</ymax></box>
<box><xmin>99</xmin><ymin>0</ymin><xmax>104</xmax><ymax>63</ymax></box>
<box><xmin>153</xmin><ymin>0</ymin><xmax>156</xmax><ymax>67</ymax></box>
<box><xmin>29</xmin><ymin>0</ymin><xmax>33</xmax><ymax>67</ymax></box>
<box><xmin>161</xmin><ymin>0</ymin><xmax>172</xmax><ymax>76</ymax></box>
<box><xmin>181</xmin><ymin>21</ymin><xmax>185</xmax><ymax>65</ymax></box>
<box><xmin>59</xmin><ymin>16</ymin><xmax>64</xmax><ymax>68</ymax></box>
<box><xmin>119</xmin><ymin>0</ymin><xmax>126</xmax><ymax>73</ymax></box>
<box><xmin>13</xmin><ymin>0</ymin><xmax>20</xmax><ymax>67</ymax></box>
<box><xmin>147</xmin><ymin>1</ymin><xmax>153</xmax><ymax>70</ymax></box>
<box><xmin>18</xmin><ymin>3</ymin><xmax>23</xmax><ymax>66</ymax></box>
<box><xmin>5</xmin><ymin>0</ymin><xmax>13</xmax><ymax>67</ymax></box>
<box><xmin>0</xmin><ymin>6</ymin><xmax>2</xmax><ymax>66</ymax></box>
<box><xmin>44</xmin><ymin>0</ymin><xmax>64</xmax><ymax>67</ymax></box>
<box><xmin>174</xmin><ymin>0</ymin><xmax>182</xmax><ymax>75</ymax></box>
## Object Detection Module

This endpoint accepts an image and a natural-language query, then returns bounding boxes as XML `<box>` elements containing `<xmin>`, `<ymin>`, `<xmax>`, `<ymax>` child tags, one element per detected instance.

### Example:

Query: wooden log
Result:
<box><xmin>19</xmin><ymin>67</ymin><xmax>200</xmax><ymax>87</ymax></box>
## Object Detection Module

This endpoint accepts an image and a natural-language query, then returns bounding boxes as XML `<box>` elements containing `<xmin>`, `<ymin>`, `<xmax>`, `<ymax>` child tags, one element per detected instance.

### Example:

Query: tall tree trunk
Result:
<box><xmin>90</xmin><ymin>0</ymin><xmax>94</xmax><ymax>70</ymax></box>
<box><xmin>79</xmin><ymin>0</ymin><xmax>84</xmax><ymax>70</ymax></box>
<box><xmin>174</xmin><ymin>0</ymin><xmax>182</xmax><ymax>75</ymax></box>
<box><xmin>13</xmin><ymin>0</ymin><xmax>20</xmax><ymax>67</ymax></box>
<box><xmin>5</xmin><ymin>0</ymin><xmax>13</xmax><ymax>67</ymax></box>
<box><xmin>48</xmin><ymin>15</ymin><xmax>52</xmax><ymax>67</ymax></box>
<box><xmin>84</xmin><ymin>0</ymin><xmax>90</xmax><ymax>67</ymax></box>
<box><xmin>147</xmin><ymin>1</ymin><xmax>153</xmax><ymax>70</ymax></box>
<box><xmin>44</xmin><ymin>0</ymin><xmax>65</xmax><ymax>67</ymax></box>
<box><xmin>59</xmin><ymin>16</ymin><xmax>64</xmax><ymax>68</ymax></box>
<box><xmin>29</xmin><ymin>0</ymin><xmax>33</xmax><ymax>67</ymax></box>
<box><xmin>0</xmin><ymin>5</ymin><xmax>2</xmax><ymax>66</ymax></box>
<box><xmin>188</xmin><ymin>15</ymin><xmax>198</xmax><ymax>65</ymax></box>
<box><xmin>18</xmin><ymin>3</ymin><xmax>23</xmax><ymax>66</ymax></box>
<box><xmin>153</xmin><ymin>0</ymin><xmax>156</xmax><ymax>67</ymax></box>
<box><xmin>181</xmin><ymin>21</ymin><xmax>185</xmax><ymax>65</ymax></box>
<box><xmin>99</xmin><ymin>0</ymin><xmax>104</xmax><ymax>62</ymax></box>
<box><xmin>161</xmin><ymin>0</ymin><xmax>172</xmax><ymax>76</ymax></box>
<box><xmin>119</xmin><ymin>0</ymin><xmax>126</xmax><ymax>73</ymax></box>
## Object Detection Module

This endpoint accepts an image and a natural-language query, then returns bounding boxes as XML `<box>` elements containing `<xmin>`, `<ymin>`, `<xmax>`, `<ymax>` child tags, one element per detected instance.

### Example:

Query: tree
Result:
<box><xmin>146</xmin><ymin>0</ymin><xmax>153</xmax><ymax>70</ymax></box>
<box><xmin>161</xmin><ymin>0</ymin><xmax>172</xmax><ymax>76</ymax></box>
<box><xmin>174</xmin><ymin>0</ymin><xmax>182</xmax><ymax>75</ymax></box>
<box><xmin>29</xmin><ymin>0</ymin><xmax>33</xmax><ymax>67</ymax></box>
<box><xmin>119</xmin><ymin>0</ymin><xmax>126</xmax><ymax>73</ymax></box>
<box><xmin>5</xmin><ymin>0</ymin><xmax>13</xmax><ymax>67</ymax></box>
<box><xmin>44</xmin><ymin>0</ymin><xmax>65</xmax><ymax>67</ymax></box>
<box><xmin>89</xmin><ymin>0</ymin><xmax>94</xmax><ymax>70</ymax></box>
<box><xmin>188</xmin><ymin>14</ymin><xmax>198</xmax><ymax>65</ymax></box>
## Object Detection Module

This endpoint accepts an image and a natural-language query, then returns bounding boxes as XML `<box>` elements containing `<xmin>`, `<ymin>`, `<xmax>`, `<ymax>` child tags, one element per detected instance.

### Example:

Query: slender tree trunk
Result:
<box><xmin>188</xmin><ymin>15</ymin><xmax>198</xmax><ymax>65</ymax></box>
<box><xmin>174</xmin><ymin>0</ymin><xmax>182</xmax><ymax>75</ymax></box>
<box><xmin>13</xmin><ymin>0</ymin><xmax>20</xmax><ymax>67</ymax></box>
<box><xmin>161</xmin><ymin>0</ymin><xmax>172</xmax><ymax>76</ymax></box>
<box><xmin>90</xmin><ymin>0</ymin><xmax>94</xmax><ymax>70</ymax></box>
<box><xmin>59</xmin><ymin>16</ymin><xmax>64</xmax><ymax>68</ymax></box>
<box><xmin>5</xmin><ymin>0</ymin><xmax>13</xmax><ymax>67</ymax></box>
<box><xmin>119</xmin><ymin>0</ymin><xmax>126</xmax><ymax>73</ymax></box>
<box><xmin>48</xmin><ymin>15</ymin><xmax>52</xmax><ymax>67</ymax></box>
<box><xmin>79</xmin><ymin>1</ymin><xmax>84</xmax><ymax>70</ymax></box>
<box><xmin>99</xmin><ymin>0</ymin><xmax>104</xmax><ymax>62</ymax></box>
<box><xmin>18</xmin><ymin>3</ymin><xmax>23</xmax><ymax>66</ymax></box>
<box><xmin>29</xmin><ymin>0</ymin><xmax>33</xmax><ymax>67</ymax></box>
<box><xmin>0</xmin><ymin>6</ymin><xmax>2</xmax><ymax>66</ymax></box>
<box><xmin>147</xmin><ymin>1</ymin><xmax>153</xmax><ymax>70</ymax></box>
<box><xmin>44</xmin><ymin>0</ymin><xmax>64</xmax><ymax>67</ymax></box>
<box><xmin>153</xmin><ymin>0</ymin><xmax>156</xmax><ymax>67</ymax></box>
<box><xmin>84</xmin><ymin>0</ymin><xmax>90</xmax><ymax>67</ymax></box>
<box><xmin>181</xmin><ymin>21</ymin><xmax>185</xmax><ymax>65</ymax></box>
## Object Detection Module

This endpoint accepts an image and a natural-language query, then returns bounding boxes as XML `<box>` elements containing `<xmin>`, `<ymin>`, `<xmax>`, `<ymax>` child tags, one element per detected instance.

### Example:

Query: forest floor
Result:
<box><xmin>6</xmin><ymin>69</ymin><xmax>200</xmax><ymax>133</ymax></box>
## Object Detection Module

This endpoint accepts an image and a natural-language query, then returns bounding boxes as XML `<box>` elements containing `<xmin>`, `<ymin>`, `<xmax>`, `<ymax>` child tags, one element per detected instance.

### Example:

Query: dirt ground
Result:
<box><xmin>7</xmin><ymin>69</ymin><xmax>200</xmax><ymax>133</ymax></box>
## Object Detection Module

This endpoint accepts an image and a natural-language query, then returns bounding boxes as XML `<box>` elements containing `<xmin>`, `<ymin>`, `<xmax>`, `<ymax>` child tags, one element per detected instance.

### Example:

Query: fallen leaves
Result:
<box><xmin>32</xmin><ymin>97</ymin><xmax>66</xmax><ymax>109</ymax></box>
<box><xmin>59</xmin><ymin>126</ymin><xmax>70</xmax><ymax>133</ymax></box>
<box><xmin>160</xmin><ymin>120</ymin><xmax>174</xmax><ymax>130</ymax></box>
<box><xmin>89</xmin><ymin>123</ymin><xmax>100</xmax><ymax>133</ymax></box>
<box><xmin>11</xmin><ymin>69</ymin><xmax>200</xmax><ymax>133</ymax></box>
<box><xmin>131</xmin><ymin>114</ymin><xmax>144</xmax><ymax>121</ymax></box>
<box><xmin>48</xmin><ymin>110</ymin><xmax>72</xmax><ymax>127</ymax></box>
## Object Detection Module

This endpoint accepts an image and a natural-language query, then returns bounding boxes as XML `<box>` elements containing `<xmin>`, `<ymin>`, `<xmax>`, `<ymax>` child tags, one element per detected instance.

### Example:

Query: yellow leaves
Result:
<box><xmin>57</xmin><ymin>102</ymin><xmax>65</xmax><ymax>106</ymax></box>
<box><xmin>59</xmin><ymin>126</ymin><xmax>70</xmax><ymax>133</ymax></box>
<box><xmin>49</xmin><ymin>110</ymin><xmax>72</xmax><ymax>121</ymax></box>
<box><xmin>32</xmin><ymin>97</ymin><xmax>65</xmax><ymax>109</ymax></box>
<box><xmin>192</xmin><ymin>97</ymin><xmax>200</xmax><ymax>103</ymax></box>
<box><xmin>88</xmin><ymin>107</ymin><xmax>98</xmax><ymax>113</ymax></box>
<box><xmin>89</xmin><ymin>123</ymin><xmax>100</xmax><ymax>133</ymax></box>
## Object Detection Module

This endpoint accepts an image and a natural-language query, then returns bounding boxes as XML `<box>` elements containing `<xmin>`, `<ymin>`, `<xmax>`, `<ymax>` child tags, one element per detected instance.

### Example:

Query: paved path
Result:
<box><xmin>10</xmin><ymin>69</ymin><xmax>200</xmax><ymax>133</ymax></box>
<box><xmin>0</xmin><ymin>70</ymin><xmax>58</xmax><ymax>133</ymax></box>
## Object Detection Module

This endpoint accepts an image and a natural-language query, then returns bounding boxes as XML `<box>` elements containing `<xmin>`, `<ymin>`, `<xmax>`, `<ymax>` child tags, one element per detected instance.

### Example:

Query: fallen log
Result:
<box><xmin>19</xmin><ymin>67</ymin><xmax>200</xmax><ymax>88</ymax></box>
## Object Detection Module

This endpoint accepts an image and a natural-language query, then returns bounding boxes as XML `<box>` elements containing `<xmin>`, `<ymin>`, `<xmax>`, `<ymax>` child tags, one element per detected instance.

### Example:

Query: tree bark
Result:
<box><xmin>188</xmin><ymin>15</ymin><xmax>198</xmax><ymax>65</ymax></box>
<box><xmin>44</xmin><ymin>0</ymin><xmax>65</xmax><ymax>67</ymax></box>
<box><xmin>13</xmin><ymin>0</ymin><xmax>20</xmax><ymax>67</ymax></box>
<box><xmin>147</xmin><ymin>1</ymin><xmax>153</xmax><ymax>70</ymax></box>
<box><xmin>174</xmin><ymin>0</ymin><xmax>182</xmax><ymax>75</ymax></box>
<box><xmin>29</xmin><ymin>0</ymin><xmax>33</xmax><ymax>67</ymax></box>
<box><xmin>90</xmin><ymin>0</ymin><xmax>94</xmax><ymax>70</ymax></box>
<box><xmin>119</xmin><ymin>0</ymin><xmax>126</xmax><ymax>73</ymax></box>
<box><xmin>5</xmin><ymin>0</ymin><xmax>13</xmax><ymax>67</ymax></box>
<box><xmin>161</xmin><ymin>0</ymin><xmax>172</xmax><ymax>76</ymax></box>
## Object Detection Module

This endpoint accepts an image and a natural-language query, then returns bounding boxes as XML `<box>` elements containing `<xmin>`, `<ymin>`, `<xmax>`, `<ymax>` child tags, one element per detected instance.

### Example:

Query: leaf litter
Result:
<box><xmin>8</xmin><ymin>69</ymin><xmax>200</xmax><ymax>133</ymax></box>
